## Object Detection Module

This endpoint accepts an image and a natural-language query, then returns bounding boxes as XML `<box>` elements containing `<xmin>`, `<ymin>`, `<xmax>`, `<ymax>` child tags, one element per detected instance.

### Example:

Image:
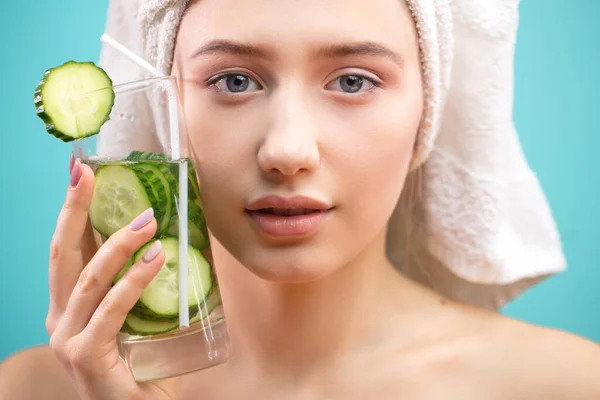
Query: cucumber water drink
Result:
<box><xmin>35</xmin><ymin>63</ymin><xmax>231</xmax><ymax>382</ymax></box>
<box><xmin>84</xmin><ymin>154</ymin><xmax>224</xmax><ymax>337</ymax></box>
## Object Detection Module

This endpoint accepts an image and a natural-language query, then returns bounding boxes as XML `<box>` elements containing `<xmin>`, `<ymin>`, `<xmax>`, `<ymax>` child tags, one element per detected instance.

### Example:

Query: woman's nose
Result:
<box><xmin>257</xmin><ymin>92</ymin><xmax>320</xmax><ymax>178</ymax></box>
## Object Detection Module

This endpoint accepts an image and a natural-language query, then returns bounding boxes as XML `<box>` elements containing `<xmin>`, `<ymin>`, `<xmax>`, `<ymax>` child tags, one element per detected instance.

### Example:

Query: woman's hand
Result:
<box><xmin>45</xmin><ymin>156</ymin><xmax>181</xmax><ymax>400</ymax></box>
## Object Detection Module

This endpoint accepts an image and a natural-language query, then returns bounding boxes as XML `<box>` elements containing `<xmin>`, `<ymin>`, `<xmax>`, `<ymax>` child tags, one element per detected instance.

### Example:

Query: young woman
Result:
<box><xmin>1</xmin><ymin>0</ymin><xmax>599</xmax><ymax>399</ymax></box>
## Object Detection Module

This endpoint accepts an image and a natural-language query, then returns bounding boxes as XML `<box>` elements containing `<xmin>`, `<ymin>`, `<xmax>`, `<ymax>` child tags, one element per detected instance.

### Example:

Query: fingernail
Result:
<box><xmin>70</xmin><ymin>160</ymin><xmax>82</xmax><ymax>187</ymax></box>
<box><xmin>142</xmin><ymin>240</ymin><xmax>162</xmax><ymax>263</ymax></box>
<box><xmin>69</xmin><ymin>153</ymin><xmax>74</xmax><ymax>172</ymax></box>
<box><xmin>129</xmin><ymin>208</ymin><xmax>154</xmax><ymax>231</ymax></box>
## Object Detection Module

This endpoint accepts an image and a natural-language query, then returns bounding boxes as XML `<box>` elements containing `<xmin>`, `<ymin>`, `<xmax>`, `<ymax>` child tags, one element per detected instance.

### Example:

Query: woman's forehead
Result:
<box><xmin>180</xmin><ymin>0</ymin><xmax>417</xmax><ymax>53</ymax></box>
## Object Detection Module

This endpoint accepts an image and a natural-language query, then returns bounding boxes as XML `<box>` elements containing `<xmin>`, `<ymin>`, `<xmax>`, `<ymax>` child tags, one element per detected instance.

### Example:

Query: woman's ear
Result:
<box><xmin>407</xmin><ymin>116</ymin><xmax>425</xmax><ymax>171</ymax></box>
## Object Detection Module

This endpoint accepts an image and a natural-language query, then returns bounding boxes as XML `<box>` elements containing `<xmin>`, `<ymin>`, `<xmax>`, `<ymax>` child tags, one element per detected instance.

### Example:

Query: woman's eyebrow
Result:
<box><xmin>191</xmin><ymin>39</ymin><xmax>403</xmax><ymax>67</ymax></box>
<box><xmin>191</xmin><ymin>40</ymin><xmax>275</xmax><ymax>60</ymax></box>
<box><xmin>313</xmin><ymin>42</ymin><xmax>404</xmax><ymax>67</ymax></box>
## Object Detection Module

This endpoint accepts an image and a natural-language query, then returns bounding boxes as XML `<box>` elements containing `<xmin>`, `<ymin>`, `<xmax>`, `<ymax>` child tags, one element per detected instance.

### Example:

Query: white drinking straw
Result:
<box><xmin>100</xmin><ymin>33</ymin><xmax>190</xmax><ymax>329</ymax></box>
<box><xmin>100</xmin><ymin>34</ymin><xmax>163</xmax><ymax>77</ymax></box>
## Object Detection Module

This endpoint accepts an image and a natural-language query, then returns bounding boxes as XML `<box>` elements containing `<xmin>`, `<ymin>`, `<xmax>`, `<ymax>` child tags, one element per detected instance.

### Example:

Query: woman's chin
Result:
<box><xmin>231</xmin><ymin>248</ymin><xmax>341</xmax><ymax>284</ymax></box>
<box><xmin>242</xmin><ymin>260</ymin><xmax>337</xmax><ymax>284</ymax></box>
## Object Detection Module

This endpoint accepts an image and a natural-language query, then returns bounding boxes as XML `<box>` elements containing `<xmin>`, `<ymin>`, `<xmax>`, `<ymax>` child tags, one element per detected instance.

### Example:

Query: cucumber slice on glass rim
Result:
<box><xmin>34</xmin><ymin>60</ymin><xmax>114</xmax><ymax>142</ymax></box>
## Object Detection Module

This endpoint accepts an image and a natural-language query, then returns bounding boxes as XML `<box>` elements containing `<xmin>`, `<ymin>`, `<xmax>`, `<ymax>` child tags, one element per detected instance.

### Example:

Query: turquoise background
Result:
<box><xmin>0</xmin><ymin>1</ymin><xmax>598</xmax><ymax>361</ymax></box>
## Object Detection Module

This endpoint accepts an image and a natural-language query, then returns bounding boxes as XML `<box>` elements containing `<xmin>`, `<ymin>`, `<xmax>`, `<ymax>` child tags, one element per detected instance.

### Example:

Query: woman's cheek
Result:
<box><xmin>333</xmin><ymin>103</ymin><xmax>420</xmax><ymax>228</ymax></box>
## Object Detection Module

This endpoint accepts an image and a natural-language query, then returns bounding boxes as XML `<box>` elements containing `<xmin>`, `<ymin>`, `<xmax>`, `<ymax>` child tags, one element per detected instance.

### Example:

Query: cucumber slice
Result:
<box><xmin>129</xmin><ymin>163</ymin><xmax>173</xmax><ymax>235</ymax></box>
<box><xmin>125</xmin><ymin>151</ymin><xmax>200</xmax><ymax>201</ymax></box>
<box><xmin>167</xmin><ymin>161</ymin><xmax>202</xmax><ymax>230</ymax></box>
<box><xmin>156</xmin><ymin>165</ymin><xmax>178</xmax><ymax>226</ymax></box>
<box><xmin>130</xmin><ymin>298</ymin><xmax>199</xmax><ymax>322</ymax></box>
<box><xmin>130</xmin><ymin>305</ymin><xmax>193</xmax><ymax>322</ymax></box>
<box><xmin>123</xmin><ymin>288</ymin><xmax>218</xmax><ymax>335</ymax></box>
<box><xmin>125</xmin><ymin>151</ymin><xmax>181</xmax><ymax>230</ymax></box>
<box><xmin>168</xmin><ymin>200</ymin><xmax>209</xmax><ymax>249</ymax></box>
<box><xmin>89</xmin><ymin>165</ymin><xmax>153</xmax><ymax>237</ymax></box>
<box><xmin>113</xmin><ymin>260</ymin><xmax>198</xmax><ymax>323</ymax></box>
<box><xmin>133</xmin><ymin>237</ymin><xmax>212</xmax><ymax>318</ymax></box>
<box><xmin>122</xmin><ymin>312</ymin><xmax>179</xmax><ymax>336</ymax></box>
<box><xmin>190</xmin><ymin>286</ymin><xmax>222</xmax><ymax>324</ymax></box>
<box><xmin>188</xmin><ymin>163</ymin><xmax>201</xmax><ymax>203</ymax></box>
<box><xmin>34</xmin><ymin>61</ymin><xmax>114</xmax><ymax>142</ymax></box>
<box><xmin>189</xmin><ymin>200</ymin><xmax>209</xmax><ymax>249</ymax></box>
<box><xmin>125</xmin><ymin>151</ymin><xmax>206</xmax><ymax>242</ymax></box>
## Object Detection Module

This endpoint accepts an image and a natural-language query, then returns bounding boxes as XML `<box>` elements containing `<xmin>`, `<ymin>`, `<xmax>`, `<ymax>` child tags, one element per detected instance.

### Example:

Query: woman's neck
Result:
<box><xmin>211</xmin><ymin>231</ymin><xmax>426</xmax><ymax>379</ymax></box>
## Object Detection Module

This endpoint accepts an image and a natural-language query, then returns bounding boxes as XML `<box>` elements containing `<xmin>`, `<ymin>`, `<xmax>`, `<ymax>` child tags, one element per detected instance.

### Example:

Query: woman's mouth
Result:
<box><xmin>260</xmin><ymin>208</ymin><xmax>320</xmax><ymax>216</ymax></box>
<box><xmin>245</xmin><ymin>196</ymin><xmax>333</xmax><ymax>237</ymax></box>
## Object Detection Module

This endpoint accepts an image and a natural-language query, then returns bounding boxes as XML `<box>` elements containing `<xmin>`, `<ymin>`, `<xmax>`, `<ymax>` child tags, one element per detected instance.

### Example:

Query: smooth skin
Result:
<box><xmin>2</xmin><ymin>0</ymin><xmax>600</xmax><ymax>399</ymax></box>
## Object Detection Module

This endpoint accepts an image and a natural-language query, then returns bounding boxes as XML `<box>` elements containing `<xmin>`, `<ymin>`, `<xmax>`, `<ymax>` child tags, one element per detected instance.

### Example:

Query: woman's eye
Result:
<box><xmin>327</xmin><ymin>75</ymin><xmax>378</xmax><ymax>94</ymax></box>
<box><xmin>209</xmin><ymin>73</ymin><xmax>262</xmax><ymax>93</ymax></box>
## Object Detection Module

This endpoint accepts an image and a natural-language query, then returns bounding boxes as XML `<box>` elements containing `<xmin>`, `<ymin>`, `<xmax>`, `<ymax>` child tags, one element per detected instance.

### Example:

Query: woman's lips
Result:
<box><xmin>246</xmin><ymin>209</ymin><xmax>330</xmax><ymax>237</ymax></box>
<box><xmin>245</xmin><ymin>195</ymin><xmax>333</xmax><ymax>237</ymax></box>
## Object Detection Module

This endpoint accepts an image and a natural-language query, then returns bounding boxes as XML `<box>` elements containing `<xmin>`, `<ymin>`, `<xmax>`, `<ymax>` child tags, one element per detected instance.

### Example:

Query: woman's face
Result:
<box><xmin>172</xmin><ymin>0</ymin><xmax>423</xmax><ymax>283</ymax></box>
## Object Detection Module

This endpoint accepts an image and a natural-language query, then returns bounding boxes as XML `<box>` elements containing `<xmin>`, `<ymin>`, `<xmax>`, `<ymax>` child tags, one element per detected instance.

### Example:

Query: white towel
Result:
<box><xmin>98</xmin><ymin>0</ymin><xmax>567</xmax><ymax>309</ymax></box>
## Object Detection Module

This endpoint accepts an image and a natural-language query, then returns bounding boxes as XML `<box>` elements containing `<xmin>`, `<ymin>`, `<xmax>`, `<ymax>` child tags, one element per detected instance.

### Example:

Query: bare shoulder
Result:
<box><xmin>0</xmin><ymin>345</ymin><xmax>79</xmax><ymax>400</ymax></box>
<box><xmin>397</xmin><ymin>300</ymin><xmax>600</xmax><ymax>399</ymax></box>
<box><xmin>472</xmin><ymin>311</ymin><xmax>600</xmax><ymax>399</ymax></box>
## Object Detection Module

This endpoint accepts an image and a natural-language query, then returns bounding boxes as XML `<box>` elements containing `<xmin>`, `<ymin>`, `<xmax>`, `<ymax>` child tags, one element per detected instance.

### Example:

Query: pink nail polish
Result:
<box><xmin>142</xmin><ymin>240</ymin><xmax>162</xmax><ymax>263</ymax></box>
<box><xmin>129</xmin><ymin>208</ymin><xmax>154</xmax><ymax>231</ymax></box>
<box><xmin>69</xmin><ymin>153</ymin><xmax>74</xmax><ymax>172</ymax></box>
<box><xmin>70</xmin><ymin>160</ymin><xmax>82</xmax><ymax>187</ymax></box>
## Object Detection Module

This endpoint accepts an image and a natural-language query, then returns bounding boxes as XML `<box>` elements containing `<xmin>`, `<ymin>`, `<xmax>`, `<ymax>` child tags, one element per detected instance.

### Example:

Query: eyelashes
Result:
<box><xmin>325</xmin><ymin>74</ymin><xmax>380</xmax><ymax>94</ymax></box>
<box><xmin>206</xmin><ymin>72</ymin><xmax>382</xmax><ymax>96</ymax></box>
<box><xmin>207</xmin><ymin>73</ymin><xmax>262</xmax><ymax>93</ymax></box>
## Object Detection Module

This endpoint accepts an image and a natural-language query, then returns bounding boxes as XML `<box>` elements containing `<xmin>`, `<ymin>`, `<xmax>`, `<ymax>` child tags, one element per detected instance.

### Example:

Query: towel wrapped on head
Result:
<box><xmin>98</xmin><ymin>0</ymin><xmax>566</xmax><ymax>309</ymax></box>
